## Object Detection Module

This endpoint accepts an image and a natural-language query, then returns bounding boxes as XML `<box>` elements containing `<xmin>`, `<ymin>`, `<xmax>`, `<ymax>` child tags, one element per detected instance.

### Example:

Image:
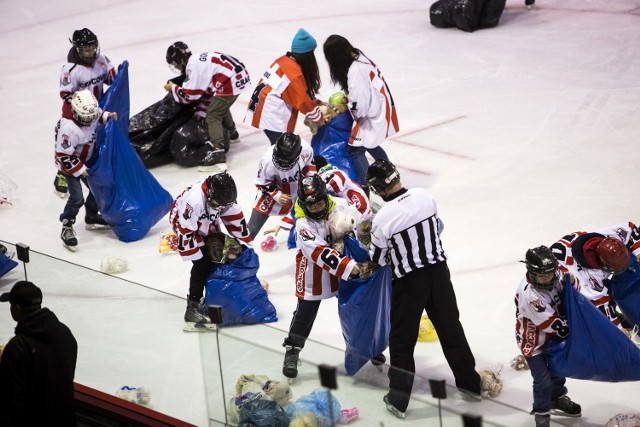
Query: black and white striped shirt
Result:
<box><xmin>369</xmin><ymin>188</ymin><xmax>446</xmax><ymax>278</ymax></box>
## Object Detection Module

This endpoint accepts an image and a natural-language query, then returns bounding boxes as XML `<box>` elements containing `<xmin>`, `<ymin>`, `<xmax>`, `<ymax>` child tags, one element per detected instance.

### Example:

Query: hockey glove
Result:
<box><xmin>350</xmin><ymin>261</ymin><xmax>379</xmax><ymax>280</ymax></box>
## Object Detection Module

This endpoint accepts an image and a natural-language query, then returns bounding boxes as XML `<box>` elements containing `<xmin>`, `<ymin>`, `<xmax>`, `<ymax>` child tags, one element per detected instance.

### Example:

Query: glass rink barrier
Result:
<box><xmin>0</xmin><ymin>240</ymin><xmax>566</xmax><ymax>426</ymax></box>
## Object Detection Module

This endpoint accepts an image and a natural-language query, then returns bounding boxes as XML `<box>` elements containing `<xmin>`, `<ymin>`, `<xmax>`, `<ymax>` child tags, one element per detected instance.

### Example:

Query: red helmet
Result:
<box><xmin>595</xmin><ymin>237</ymin><xmax>630</xmax><ymax>275</ymax></box>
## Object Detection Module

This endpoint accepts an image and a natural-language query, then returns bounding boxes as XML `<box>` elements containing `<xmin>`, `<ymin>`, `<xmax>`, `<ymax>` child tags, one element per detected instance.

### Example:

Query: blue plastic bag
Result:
<box><xmin>286</xmin><ymin>388</ymin><xmax>341</xmax><ymax>426</ymax></box>
<box><xmin>611</xmin><ymin>256</ymin><xmax>640</xmax><ymax>328</ymax></box>
<box><xmin>0</xmin><ymin>251</ymin><xmax>18</xmax><ymax>278</ymax></box>
<box><xmin>205</xmin><ymin>248</ymin><xmax>278</xmax><ymax>326</ymax></box>
<box><xmin>545</xmin><ymin>275</ymin><xmax>640</xmax><ymax>381</ymax></box>
<box><xmin>88</xmin><ymin>64</ymin><xmax>173</xmax><ymax>242</ymax></box>
<box><xmin>238</xmin><ymin>399</ymin><xmax>290</xmax><ymax>427</ymax></box>
<box><xmin>338</xmin><ymin>236</ymin><xmax>391</xmax><ymax>376</ymax></box>
<box><xmin>311</xmin><ymin>112</ymin><xmax>360</xmax><ymax>185</ymax></box>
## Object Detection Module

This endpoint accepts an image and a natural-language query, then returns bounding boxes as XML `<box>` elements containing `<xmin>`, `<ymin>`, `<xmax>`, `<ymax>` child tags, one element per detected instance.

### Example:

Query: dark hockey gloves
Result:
<box><xmin>350</xmin><ymin>261</ymin><xmax>379</xmax><ymax>280</ymax></box>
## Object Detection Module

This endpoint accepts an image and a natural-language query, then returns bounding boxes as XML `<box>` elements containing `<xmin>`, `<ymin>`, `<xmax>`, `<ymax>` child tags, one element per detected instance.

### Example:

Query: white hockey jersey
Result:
<box><xmin>169</xmin><ymin>179</ymin><xmax>252</xmax><ymax>261</ymax></box>
<box><xmin>54</xmin><ymin>112</ymin><xmax>110</xmax><ymax>177</ymax></box>
<box><xmin>59</xmin><ymin>53</ymin><xmax>116</xmax><ymax>119</ymax></box>
<box><xmin>252</xmin><ymin>140</ymin><xmax>315</xmax><ymax>216</ymax></box>
<box><xmin>346</xmin><ymin>53</ymin><xmax>399</xmax><ymax>149</ymax></box>
<box><xmin>319</xmin><ymin>165</ymin><xmax>370</xmax><ymax>215</ymax></box>
<box><xmin>515</xmin><ymin>274</ymin><xmax>575</xmax><ymax>358</ymax></box>
<box><xmin>294</xmin><ymin>197</ymin><xmax>358</xmax><ymax>300</ymax></box>
<box><xmin>550</xmin><ymin>222</ymin><xmax>640</xmax><ymax>327</ymax></box>
<box><xmin>169</xmin><ymin>52</ymin><xmax>250</xmax><ymax>118</ymax></box>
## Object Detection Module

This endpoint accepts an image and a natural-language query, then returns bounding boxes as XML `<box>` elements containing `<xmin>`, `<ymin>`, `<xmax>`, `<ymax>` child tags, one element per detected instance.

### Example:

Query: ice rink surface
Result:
<box><xmin>1</xmin><ymin>0</ymin><xmax>639</xmax><ymax>425</ymax></box>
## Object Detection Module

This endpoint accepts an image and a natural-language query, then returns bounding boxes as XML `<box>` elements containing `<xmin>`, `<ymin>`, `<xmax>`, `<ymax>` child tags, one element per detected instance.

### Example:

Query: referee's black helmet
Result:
<box><xmin>366</xmin><ymin>159</ymin><xmax>400</xmax><ymax>195</ymax></box>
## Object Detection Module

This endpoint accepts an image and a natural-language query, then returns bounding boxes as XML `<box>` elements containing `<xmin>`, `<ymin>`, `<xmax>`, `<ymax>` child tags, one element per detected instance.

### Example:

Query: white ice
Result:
<box><xmin>1</xmin><ymin>0</ymin><xmax>639</xmax><ymax>426</ymax></box>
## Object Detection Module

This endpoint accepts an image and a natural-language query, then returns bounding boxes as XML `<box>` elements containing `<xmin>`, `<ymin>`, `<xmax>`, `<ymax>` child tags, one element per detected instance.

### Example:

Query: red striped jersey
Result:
<box><xmin>54</xmin><ymin>111</ymin><xmax>110</xmax><ymax>177</ymax></box>
<box><xmin>59</xmin><ymin>54</ymin><xmax>115</xmax><ymax>119</ymax></box>
<box><xmin>252</xmin><ymin>140</ymin><xmax>316</xmax><ymax>216</ymax></box>
<box><xmin>319</xmin><ymin>165</ymin><xmax>371</xmax><ymax>215</ymax></box>
<box><xmin>346</xmin><ymin>53</ymin><xmax>399</xmax><ymax>149</ymax></box>
<box><xmin>550</xmin><ymin>222</ymin><xmax>640</xmax><ymax>328</ymax></box>
<box><xmin>244</xmin><ymin>54</ymin><xmax>323</xmax><ymax>133</ymax></box>
<box><xmin>169</xmin><ymin>52</ymin><xmax>250</xmax><ymax>118</ymax></box>
<box><xmin>294</xmin><ymin>197</ymin><xmax>358</xmax><ymax>300</ymax></box>
<box><xmin>515</xmin><ymin>275</ymin><xmax>574</xmax><ymax>358</ymax></box>
<box><xmin>170</xmin><ymin>179</ymin><xmax>252</xmax><ymax>261</ymax></box>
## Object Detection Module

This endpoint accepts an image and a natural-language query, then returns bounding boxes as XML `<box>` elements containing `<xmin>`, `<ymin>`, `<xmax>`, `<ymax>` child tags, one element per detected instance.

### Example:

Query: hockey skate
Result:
<box><xmin>54</xmin><ymin>172</ymin><xmax>68</xmax><ymax>198</ymax></box>
<box><xmin>61</xmin><ymin>219</ymin><xmax>78</xmax><ymax>252</ymax></box>
<box><xmin>85</xmin><ymin>213</ymin><xmax>111</xmax><ymax>230</ymax></box>
<box><xmin>535</xmin><ymin>414</ymin><xmax>550</xmax><ymax>427</ymax></box>
<box><xmin>458</xmin><ymin>387</ymin><xmax>482</xmax><ymax>402</ymax></box>
<box><xmin>283</xmin><ymin>346</ymin><xmax>301</xmax><ymax>384</ymax></box>
<box><xmin>525</xmin><ymin>0</ymin><xmax>535</xmax><ymax>9</ymax></box>
<box><xmin>183</xmin><ymin>300</ymin><xmax>217</xmax><ymax>332</ymax></box>
<box><xmin>371</xmin><ymin>353</ymin><xmax>386</xmax><ymax>372</ymax></box>
<box><xmin>198</xmin><ymin>162</ymin><xmax>228</xmax><ymax>174</ymax></box>
<box><xmin>550</xmin><ymin>395</ymin><xmax>581</xmax><ymax>417</ymax></box>
<box><xmin>228</xmin><ymin>129</ymin><xmax>241</xmax><ymax>144</ymax></box>
<box><xmin>383</xmin><ymin>394</ymin><xmax>405</xmax><ymax>419</ymax></box>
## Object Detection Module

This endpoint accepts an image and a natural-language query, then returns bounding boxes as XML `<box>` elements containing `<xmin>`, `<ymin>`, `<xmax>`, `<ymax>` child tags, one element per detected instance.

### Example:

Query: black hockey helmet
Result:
<box><xmin>273</xmin><ymin>132</ymin><xmax>302</xmax><ymax>171</ymax></box>
<box><xmin>298</xmin><ymin>174</ymin><xmax>329</xmax><ymax>220</ymax></box>
<box><xmin>205</xmin><ymin>172</ymin><xmax>237</xmax><ymax>211</ymax></box>
<box><xmin>524</xmin><ymin>246</ymin><xmax>559</xmax><ymax>290</ymax></box>
<box><xmin>70</xmin><ymin>28</ymin><xmax>99</xmax><ymax>65</ymax></box>
<box><xmin>166</xmin><ymin>41</ymin><xmax>191</xmax><ymax>73</ymax></box>
<box><xmin>366</xmin><ymin>159</ymin><xmax>400</xmax><ymax>196</ymax></box>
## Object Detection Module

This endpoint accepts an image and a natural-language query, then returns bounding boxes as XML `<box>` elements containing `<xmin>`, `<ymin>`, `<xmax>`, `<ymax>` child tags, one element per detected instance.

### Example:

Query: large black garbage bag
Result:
<box><xmin>128</xmin><ymin>93</ymin><xmax>196</xmax><ymax>168</ymax></box>
<box><xmin>430</xmin><ymin>0</ymin><xmax>506</xmax><ymax>32</ymax></box>
<box><xmin>169</xmin><ymin>117</ymin><xmax>230</xmax><ymax>167</ymax></box>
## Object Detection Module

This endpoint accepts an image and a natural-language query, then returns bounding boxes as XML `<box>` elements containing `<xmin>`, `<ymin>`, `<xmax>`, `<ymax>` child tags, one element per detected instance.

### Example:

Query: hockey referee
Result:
<box><xmin>366</xmin><ymin>159</ymin><xmax>481</xmax><ymax>419</ymax></box>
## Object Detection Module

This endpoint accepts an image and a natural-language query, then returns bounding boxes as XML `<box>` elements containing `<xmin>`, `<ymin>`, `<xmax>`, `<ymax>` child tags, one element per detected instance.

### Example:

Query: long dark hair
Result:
<box><xmin>323</xmin><ymin>35</ymin><xmax>360</xmax><ymax>94</ymax></box>
<box><xmin>289</xmin><ymin>51</ymin><xmax>321</xmax><ymax>98</ymax></box>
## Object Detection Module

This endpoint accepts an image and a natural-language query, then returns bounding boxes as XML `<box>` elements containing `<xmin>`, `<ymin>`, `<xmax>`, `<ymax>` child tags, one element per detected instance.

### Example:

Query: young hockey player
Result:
<box><xmin>247</xmin><ymin>132</ymin><xmax>316</xmax><ymax>238</ymax></box>
<box><xmin>366</xmin><ymin>159</ymin><xmax>479</xmax><ymax>419</ymax></box>
<box><xmin>263</xmin><ymin>156</ymin><xmax>371</xmax><ymax>238</ymax></box>
<box><xmin>55</xmin><ymin>28</ymin><xmax>126</xmax><ymax>197</ymax></box>
<box><xmin>55</xmin><ymin>90</ymin><xmax>117</xmax><ymax>252</ymax></box>
<box><xmin>244</xmin><ymin>28</ymin><xmax>325</xmax><ymax>145</ymax></box>
<box><xmin>323</xmin><ymin>35</ymin><xmax>399</xmax><ymax>187</ymax></box>
<box><xmin>281</xmin><ymin>174</ymin><xmax>376</xmax><ymax>381</ymax></box>
<box><xmin>550</xmin><ymin>223</ymin><xmax>640</xmax><ymax>330</ymax></box>
<box><xmin>515</xmin><ymin>246</ymin><xmax>582</xmax><ymax>427</ymax></box>
<box><xmin>164</xmin><ymin>42</ymin><xmax>250</xmax><ymax>173</ymax></box>
<box><xmin>169</xmin><ymin>172</ymin><xmax>252</xmax><ymax>330</ymax></box>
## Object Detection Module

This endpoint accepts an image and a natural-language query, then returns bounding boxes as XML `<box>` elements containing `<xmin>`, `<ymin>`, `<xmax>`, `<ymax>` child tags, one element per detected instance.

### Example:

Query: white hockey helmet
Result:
<box><xmin>71</xmin><ymin>90</ymin><xmax>99</xmax><ymax>126</ymax></box>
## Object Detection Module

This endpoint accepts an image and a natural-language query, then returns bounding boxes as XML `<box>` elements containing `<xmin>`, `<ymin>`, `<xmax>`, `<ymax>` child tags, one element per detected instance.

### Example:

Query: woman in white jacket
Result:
<box><xmin>323</xmin><ymin>35</ymin><xmax>399</xmax><ymax>189</ymax></box>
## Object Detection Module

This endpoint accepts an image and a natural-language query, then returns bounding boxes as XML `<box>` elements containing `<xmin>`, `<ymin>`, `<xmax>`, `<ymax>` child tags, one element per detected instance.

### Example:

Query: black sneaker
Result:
<box><xmin>383</xmin><ymin>394</ymin><xmax>405</xmax><ymax>419</ymax></box>
<box><xmin>551</xmin><ymin>395</ymin><xmax>581</xmax><ymax>417</ymax></box>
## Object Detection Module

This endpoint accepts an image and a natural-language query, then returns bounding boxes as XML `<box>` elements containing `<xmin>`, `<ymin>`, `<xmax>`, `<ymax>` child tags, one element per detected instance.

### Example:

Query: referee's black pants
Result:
<box><xmin>387</xmin><ymin>262</ymin><xmax>480</xmax><ymax>412</ymax></box>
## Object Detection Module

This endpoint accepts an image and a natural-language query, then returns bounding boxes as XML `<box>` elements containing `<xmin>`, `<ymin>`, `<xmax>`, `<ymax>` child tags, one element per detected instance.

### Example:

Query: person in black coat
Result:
<box><xmin>0</xmin><ymin>281</ymin><xmax>78</xmax><ymax>426</ymax></box>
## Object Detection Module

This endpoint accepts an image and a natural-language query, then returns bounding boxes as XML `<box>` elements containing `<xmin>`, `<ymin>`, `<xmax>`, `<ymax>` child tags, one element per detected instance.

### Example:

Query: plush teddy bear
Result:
<box><xmin>226</xmin><ymin>374</ymin><xmax>293</xmax><ymax>424</ymax></box>
<box><xmin>100</xmin><ymin>256</ymin><xmax>128</xmax><ymax>274</ymax></box>
<box><xmin>327</xmin><ymin>209</ymin><xmax>359</xmax><ymax>254</ymax></box>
